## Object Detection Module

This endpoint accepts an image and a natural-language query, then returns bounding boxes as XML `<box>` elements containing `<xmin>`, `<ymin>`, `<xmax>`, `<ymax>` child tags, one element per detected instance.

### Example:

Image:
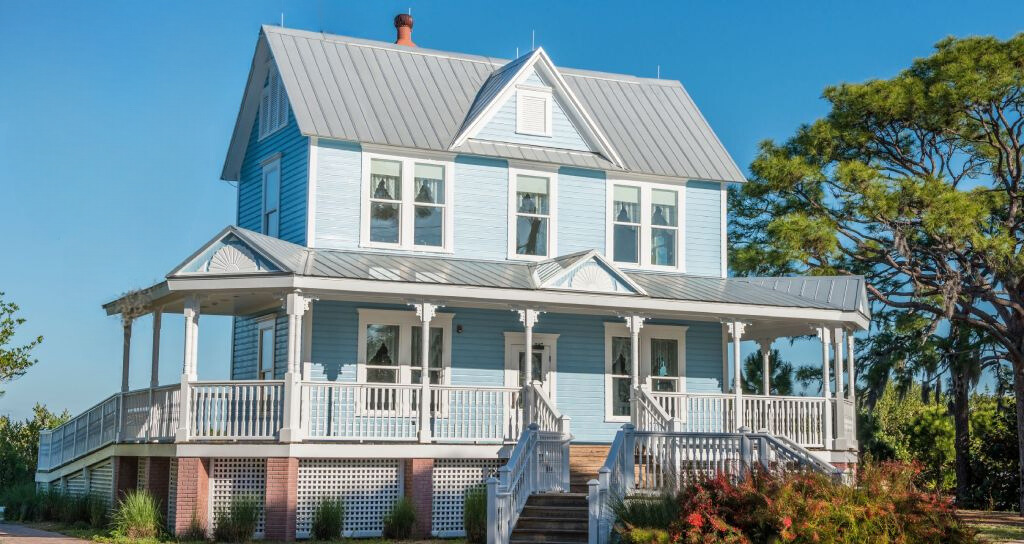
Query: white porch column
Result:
<box><xmin>150</xmin><ymin>311</ymin><xmax>162</xmax><ymax>388</ymax></box>
<box><xmin>280</xmin><ymin>291</ymin><xmax>309</xmax><ymax>443</ymax></box>
<box><xmin>121</xmin><ymin>318</ymin><xmax>133</xmax><ymax>393</ymax></box>
<box><xmin>176</xmin><ymin>296</ymin><xmax>200</xmax><ymax>442</ymax></box>
<box><xmin>846</xmin><ymin>331</ymin><xmax>856</xmax><ymax>402</ymax></box>
<box><xmin>757</xmin><ymin>338</ymin><xmax>774</xmax><ymax>395</ymax></box>
<box><xmin>727</xmin><ymin>321</ymin><xmax>746</xmax><ymax>430</ymax></box>
<box><xmin>832</xmin><ymin>327</ymin><xmax>845</xmax><ymax>399</ymax></box>
<box><xmin>817</xmin><ymin>326</ymin><xmax>834</xmax><ymax>450</ymax></box>
<box><xmin>517</xmin><ymin>309</ymin><xmax>541</xmax><ymax>426</ymax></box>
<box><xmin>625</xmin><ymin>316</ymin><xmax>645</xmax><ymax>424</ymax></box>
<box><xmin>416</xmin><ymin>302</ymin><xmax>438</xmax><ymax>443</ymax></box>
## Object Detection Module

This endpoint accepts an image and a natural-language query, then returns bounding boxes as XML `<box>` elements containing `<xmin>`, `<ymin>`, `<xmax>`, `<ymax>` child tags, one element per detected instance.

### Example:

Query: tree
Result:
<box><xmin>0</xmin><ymin>292</ymin><xmax>42</xmax><ymax>396</ymax></box>
<box><xmin>741</xmin><ymin>349</ymin><xmax>795</xmax><ymax>395</ymax></box>
<box><xmin>729</xmin><ymin>34</ymin><xmax>1024</xmax><ymax>510</ymax></box>
<box><xmin>0</xmin><ymin>404</ymin><xmax>68</xmax><ymax>489</ymax></box>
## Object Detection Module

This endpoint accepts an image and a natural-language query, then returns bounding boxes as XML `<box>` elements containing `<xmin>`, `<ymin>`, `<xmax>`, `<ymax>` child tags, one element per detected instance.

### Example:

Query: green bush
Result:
<box><xmin>611</xmin><ymin>492</ymin><xmax>680</xmax><ymax>532</ymax></box>
<box><xmin>88</xmin><ymin>494</ymin><xmax>109</xmax><ymax>529</ymax></box>
<box><xmin>111</xmin><ymin>489</ymin><xmax>163</xmax><ymax>540</ymax></box>
<box><xmin>311</xmin><ymin>498</ymin><xmax>344</xmax><ymax>540</ymax></box>
<box><xmin>212</xmin><ymin>496</ymin><xmax>260</xmax><ymax>543</ymax></box>
<box><xmin>59</xmin><ymin>494</ymin><xmax>90</xmax><ymax>525</ymax></box>
<box><xmin>462</xmin><ymin>487</ymin><xmax>487</xmax><ymax>544</ymax></box>
<box><xmin>177</xmin><ymin>512</ymin><xmax>208</xmax><ymax>541</ymax></box>
<box><xmin>0</xmin><ymin>483</ymin><xmax>40</xmax><ymax>521</ymax></box>
<box><xmin>382</xmin><ymin>496</ymin><xmax>416</xmax><ymax>540</ymax></box>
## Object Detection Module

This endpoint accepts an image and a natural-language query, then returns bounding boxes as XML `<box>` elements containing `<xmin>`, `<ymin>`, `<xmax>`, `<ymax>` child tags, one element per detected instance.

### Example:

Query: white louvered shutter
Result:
<box><xmin>516</xmin><ymin>90</ymin><xmax>550</xmax><ymax>135</ymax></box>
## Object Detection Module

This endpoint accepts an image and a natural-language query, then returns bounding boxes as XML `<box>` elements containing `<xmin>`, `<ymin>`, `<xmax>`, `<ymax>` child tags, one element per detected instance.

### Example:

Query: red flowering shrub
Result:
<box><xmin>620</xmin><ymin>462</ymin><xmax>976</xmax><ymax>544</ymax></box>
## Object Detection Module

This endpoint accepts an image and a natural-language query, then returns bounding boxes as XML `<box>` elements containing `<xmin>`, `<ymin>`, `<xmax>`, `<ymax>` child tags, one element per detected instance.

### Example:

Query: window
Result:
<box><xmin>361</xmin><ymin>153</ymin><xmax>453</xmax><ymax>251</ymax></box>
<box><xmin>608</xmin><ymin>182</ymin><xmax>684</xmax><ymax>270</ymax></box>
<box><xmin>411</xmin><ymin>326</ymin><xmax>444</xmax><ymax>385</ymax></box>
<box><xmin>604</xmin><ymin>323</ymin><xmax>687</xmax><ymax>421</ymax></box>
<box><xmin>516</xmin><ymin>87</ymin><xmax>552</xmax><ymax>136</ymax></box>
<box><xmin>256</xmin><ymin>317</ymin><xmax>276</xmax><ymax>380</ymax></box>
<box><xmin>262</xmin><ymin>158</ymin><xmax>281</xmax><ymax>237</ymax></box>
<box><xmin>259</xmin><ymin>63</ymin><xmax>289</xmax><ymax>139</ymax></box>
<box><xmin>357</xmin><ymin>309</ymin><xmax>454</xmax><ymax>386</ymax></box>
<box><xmin>509</xmin><ymin>169</ymin><xmax>557</xmax><ymax>259</ymax></box>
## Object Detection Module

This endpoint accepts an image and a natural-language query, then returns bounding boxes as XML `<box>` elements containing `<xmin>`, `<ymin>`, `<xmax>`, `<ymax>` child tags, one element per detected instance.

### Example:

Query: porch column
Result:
<box><xmin>280</xmin><ymin>291</ymin><xmax>309</xmax><ymax>443</ymax></box>
<box><xmin>727</xmin><ymin>321</ymin><xmax>745</xmax><ymax>430</ymax></box>
<box><xmin>757</xmin><ymin>338</ymin><xmax>774</xmax><ymax>395</ymax></box>
<box><xmin>846</xmin><ymin>331</ymin><xmax>856</xmax><ymax>402</ymax></box>
<box><xmin>416</xmin><ymin>303</ymin><xmax>438</xmax><ymax>443</ymax></box>
<box><xmin>150</xmin><ymin>311</ymin><xmax>162</xmax><ymax>388</ymax></box>
<box><xmin>176</xmin><ymin>296</ymin><xmax>200</xmax><ymax>442</ymax></box>
<box><xmin>625</xmin><ymin>315</ymin><xmax>645</xmax><ymax>424</ymax></box>
<box><xmin>817</xmin><ymin>326</ymin><xmax>833</xmax><ymax>450</ymax></box>
<box><xmin>832</xmin><ymin>327</ymin><xmax>845</xmax><ymax>398</ymax></box>
<box><xmin>121</xmin><ymin>318</ymin><xmax>133</xmax><ymax>393</ymax></box>
<box><xmin>517</xmin><ymin>309</ymin><xmax>541</xmax><ymax>425</ymax></box>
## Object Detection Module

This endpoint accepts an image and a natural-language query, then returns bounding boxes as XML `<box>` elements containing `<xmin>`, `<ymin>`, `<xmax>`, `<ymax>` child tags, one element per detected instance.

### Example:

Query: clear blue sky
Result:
<box><xmin>1</xmin><ymin>1</ymin><xmax>1022</xmax><ymax>420</ymax></box>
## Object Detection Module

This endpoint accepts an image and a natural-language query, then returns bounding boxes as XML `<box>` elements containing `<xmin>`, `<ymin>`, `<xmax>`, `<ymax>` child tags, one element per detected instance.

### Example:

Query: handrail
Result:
<box><xmin>633</xmin><ymin>386</ymin><xmax>676</xmax><ymax>433</ymax></box>
<box><xmin>588</xmin><ymin>425</ymin><xmax>634</xmax><ymax>544</ymax></box>
<box><xmin>530</xmin><ymin>383</ymin><xmax>571</xmax><ymax>435</ymax></box>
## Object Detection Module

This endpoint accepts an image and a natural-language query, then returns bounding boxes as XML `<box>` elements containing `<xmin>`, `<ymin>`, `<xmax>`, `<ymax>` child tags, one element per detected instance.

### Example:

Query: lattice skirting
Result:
<box><xmin>295</xmin><ymin>459</ymin><xmax>403</xmax><ymax>538</ymax></box>
<box><xmin>137</xmin><ymin>457</ymin><xmax>149</xmax><ymax>490</ymax></box>
<box><xmin>167</xmin><ymin>458</ymin><xmax>178</xmax><ymax>531</ymax></box>
<box><xmin>209</xmin><ymin>458</ymin><xmax>267</xmax><ymax>538</ymax></box>
<box><xmin>88</xmin><ymin>459</ymin><xmax>113</xmax><ymax>503</ymax></box>
<box><xmin>432</xmin><ymin>458</ymin><xmax>504</xmax><ymax>537</ymax></box>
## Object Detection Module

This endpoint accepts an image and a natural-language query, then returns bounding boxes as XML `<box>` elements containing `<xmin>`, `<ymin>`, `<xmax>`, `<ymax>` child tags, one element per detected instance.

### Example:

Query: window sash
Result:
<box><xmin>364</xmin><ymin>156</ymin><xmax>450</xmax><ymax>250</ymax></box>
<box><xmin>610</xmin><ymin>183</ymin><xmax>682</xmax><ymax>269</ymax></box>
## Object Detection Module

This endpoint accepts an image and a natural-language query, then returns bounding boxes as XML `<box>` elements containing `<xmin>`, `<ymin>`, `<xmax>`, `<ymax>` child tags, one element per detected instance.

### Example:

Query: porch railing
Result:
<box><xmin>188</xmin><ymin>381</ymin><xmax>285</xmax><ymax>440</ymax></box>
<box><xmin>530</xmin><ymin>383</ymin><xmax>571</xmax><ymax>435</ymax></box>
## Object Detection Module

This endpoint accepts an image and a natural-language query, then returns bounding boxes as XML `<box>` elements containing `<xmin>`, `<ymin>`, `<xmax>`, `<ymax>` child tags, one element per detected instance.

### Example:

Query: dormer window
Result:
<box><xmin>259</xmin><ymin>63</ymin><xmax>289</xmax><ymax>139</ymax></box>
<box><xmin>516</xmin><ymin>87</ymin><xmax>552</xmax><ymax>137</ymax></box>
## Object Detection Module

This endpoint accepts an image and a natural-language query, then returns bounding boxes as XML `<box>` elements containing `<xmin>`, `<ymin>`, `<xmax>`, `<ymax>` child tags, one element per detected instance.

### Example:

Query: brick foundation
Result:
<box><xmin>404</xmin><ymin>458</ymin><xmax>434</xmax><ymax>538</ymax></box>
<box><xmin>142</xmin><ymin>457</ymin><xmax>171</xmax><ymax>519</ymax></box>
<box><xmin>111</xmin><ymin>456</ymin><xmax>139</xmax><ymax>501</ymax></box>
<box><xmin>264</xmin><ymin>458</ymin><xmax>299</xmax><ymax>541</ymax></box>
<box><xmin>174</xmin><ymin>457</ymin><xmax>210</xmax><ymax>536</ymax></box>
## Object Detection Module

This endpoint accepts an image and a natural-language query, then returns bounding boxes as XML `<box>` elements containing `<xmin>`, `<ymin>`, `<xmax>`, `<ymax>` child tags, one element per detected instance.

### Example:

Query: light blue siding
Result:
<box><xmin>685</xmin><ymin>181</ymin><xmax>723</xmax><ymax>277</ymax></box>
<box><xmin>237</xmin><ymin>106</ymin><xmax>309</xmax><ymax>245</ymax></box>
<box><xmin>557</xmin><ymin>167</ymin><xmax>605</xmax><ymax>254</ymax></box>
<box><xmin>313</xmin><ymin>140</ymin><xmax>362</xmax><ymax>249</ymax></box>
<box><xmin>453</xmin><ymin>155</ymin><xmax>509</xmax><ymax>261</ymax></box>
<box><xmin>231</xmin><ymin>312</ymin><xmax>289</xmax><ymax>380</ymax></box>
<box><xmin>475</xmin><ymin>69</ymin><xmax>590</xmax><ymax>151</ymax></box>
<box><xmin>306</xmin><ymin>301</ymin><xmax>722</xmax><ymax>443</ymax></box>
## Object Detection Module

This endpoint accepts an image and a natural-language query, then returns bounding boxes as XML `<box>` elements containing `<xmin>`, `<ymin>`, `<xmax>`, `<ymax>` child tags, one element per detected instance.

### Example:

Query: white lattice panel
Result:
<box><xmin>88</xmin><ymin>459</ymin><xmax>113</xmax><ymax>503</ymax></box>
<box><xmin>296</xmin><ymin>459</ymin><xmax>403</xmax><ymax>538</ymax></box>
<box><xmin>432</xmin><ymin>459</ymin><xmax>503</xmax><ymax>537</ymax></box>
<box><xmin>66</xmin><ymin>471</ymin><xmax>86</xmax><ymax>497</ymax></box>
<box><xmin>167</xmin><ymin>459</ymin><xmax>177</xmax><ymax>531</ymax></box>
<box><xmin>137</xmin><ymin>457</ymin><xmax>149</xmax><ymax>490</ymax></box>
<box><xmin>210</xmin><ymin>458</ymin><xmax>266</xmax><ymax>538</ymax></box>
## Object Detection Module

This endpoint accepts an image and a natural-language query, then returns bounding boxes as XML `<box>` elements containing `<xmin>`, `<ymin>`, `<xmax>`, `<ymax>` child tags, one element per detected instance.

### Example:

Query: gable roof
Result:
<box><xmin>532</xmin><ymin>250</ymin><xmax>646</xmax><ymax>295</ymax></box>
<box><xmin>222</xmin><ymin>25</ymin><xmax>746</xmax><ymax>183</ymax></box>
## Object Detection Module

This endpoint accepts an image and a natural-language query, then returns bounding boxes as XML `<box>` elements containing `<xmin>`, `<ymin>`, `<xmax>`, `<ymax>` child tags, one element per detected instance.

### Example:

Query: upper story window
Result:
<box><xmin>608</xmin><ymin>181</ymin><xmax>683</xmax><ymax>270</ymax></box>
<box><xmin>259</xmin><ymin>63</ymin><xmax>289</xmax><ymax>139</ymax></box>
<box><xmin>516</xmin><ymin>87</ymin><xmax>552</xmax><ymax>137</ymax></box>
<box><xmin>261</xmin><ymin>157</ymin><xmax>281</xmax><ymax>237</ymax></box>
<box><xmin>361</xmin><ymin>152</ymin><xmax>453</xmax><ymax>252</ymax></box>
<box><xmin>509</xmin><ymin>168</ymin><xmax>558</xmax><ymax>260</ymax></box>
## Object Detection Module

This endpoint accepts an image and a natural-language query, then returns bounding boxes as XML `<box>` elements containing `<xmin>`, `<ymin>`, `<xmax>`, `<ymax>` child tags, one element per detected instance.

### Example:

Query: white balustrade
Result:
<box><xmin>189</xmin><ymin>381</ymin><xmax>284</xmax><ymax>440</ymax></box>
<box><xmin>530</xmin><ymin>383</ymin><xmax>570</xmax><ymax>435</ymax></box>
<box><xmin>303</xmin><ymin>382</ymin><xmax>420</xmax><ymax>441</ymax></box>
<box><xmin>633</xmin><ymin>387</ymin><xmax>676</xmax><ymax>433</ymax></box>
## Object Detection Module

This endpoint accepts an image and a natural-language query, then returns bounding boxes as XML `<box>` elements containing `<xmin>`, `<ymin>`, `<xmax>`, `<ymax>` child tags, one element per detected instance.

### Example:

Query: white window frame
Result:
<box><xmin>261</xmin><ymin>155</ymin><xmax>281</xmax><ymax>237</ymax></box>
<box><xmin>258</xmin><ymin>62</ymin><xmax>289</xmax><ymax>140</ymax></box>
<box><xmin>359</xmin><ymin>151</ymin><xmax>455</xmax><ymax>253</ymax></box>
<box><xmin>356</xmin><ymin>309</ymin><xmax>454</xmax><ymax>386</ymax></box>
<box><xmin>507</xmin><ymin>165</ymin><xmax>558</xmax><ymax>261</ymax></box>
<box><xmin>502</xmin><ymin>332</ymin><xmax>560</xmax><ymax>401</ymax></box>
<box><xmin>515</xmin><ymin>86</ymin><xmax>553</xmax><ymax>137</ymax></box>
<box><xmin>603</xmin><ymin>323</ymin><xmax>687</xmax><ymax>422</ymax></box>
<box><xmin>256</xmin><ymin>316</ymin><xmax>276</xmax><ymax>380</ymax></box>
<box><xmin>605</xmin><ymin>180</ymin><xmax>685</xmax><ymax>271</ymax></box>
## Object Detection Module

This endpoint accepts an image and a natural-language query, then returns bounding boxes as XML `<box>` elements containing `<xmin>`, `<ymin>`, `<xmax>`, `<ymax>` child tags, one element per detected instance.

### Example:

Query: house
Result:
<box><xmin>35</xmin><ymin>15</ymin><xmax>869</xmax><ymax>542</ymax></box>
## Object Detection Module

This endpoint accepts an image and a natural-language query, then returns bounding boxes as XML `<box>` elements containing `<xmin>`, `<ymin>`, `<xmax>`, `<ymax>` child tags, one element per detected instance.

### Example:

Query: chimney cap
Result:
<box><xmin>394</xmin><ymin>13</ymin><xmax>413</xmax><ymax>29</ymax></box>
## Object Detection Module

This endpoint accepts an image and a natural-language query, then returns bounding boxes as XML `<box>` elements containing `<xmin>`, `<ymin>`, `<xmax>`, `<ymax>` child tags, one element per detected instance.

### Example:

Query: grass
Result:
<box><xmin>970</xmin><ymin>523</ymin><xmax>1024</xmax><ymax>543</ymax></box>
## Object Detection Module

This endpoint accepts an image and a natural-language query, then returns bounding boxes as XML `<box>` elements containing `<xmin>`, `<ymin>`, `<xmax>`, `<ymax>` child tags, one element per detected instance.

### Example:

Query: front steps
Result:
<box><xmin>569</xmin><ymin>444</ymin><xmax>611</xmax><ymax>493</ymax></box>
<box><xmin>511</xmin><ymin>493</ymin><xmax>589</xmax><ymax>543</ymax></box>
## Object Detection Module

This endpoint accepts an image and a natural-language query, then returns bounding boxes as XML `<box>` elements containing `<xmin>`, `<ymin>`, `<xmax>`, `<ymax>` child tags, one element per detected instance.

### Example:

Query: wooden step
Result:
<box><xmin>525</xmin><ymin>492</ymin><xmax>588</xmax><ymax>508</ymax></box>
<box><xmin>515</xmin><ymin>516</ymin><xmax>588</xmax><ymax>531</ymax></box>
<box><xmin>510</xmin><ymin>528</ymin><xmax>588</xmax><ymax>543</ymax></box>
<box><xmin>521</xmin><ymin>505</ymin><xmax>588</xmax><ymax>518</ymax></box>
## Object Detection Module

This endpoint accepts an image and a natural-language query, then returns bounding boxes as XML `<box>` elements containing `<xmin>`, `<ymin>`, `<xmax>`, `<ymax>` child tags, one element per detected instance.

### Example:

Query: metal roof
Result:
<box><xmin>738</xmin><ymin>276</ymin><xmax>870</xmax><ymax>316</ymax></box>
<box><xmin>224</xmin><ymin>25</ymin><xmax>746</xmax><ymax>183</ymax></box>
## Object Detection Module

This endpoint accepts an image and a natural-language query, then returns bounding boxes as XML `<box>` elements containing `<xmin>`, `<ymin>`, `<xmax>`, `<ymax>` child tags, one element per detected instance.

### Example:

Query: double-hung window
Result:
<box><xmin>262</xmin><ymin>157</ymin><xmax>281</xmax><ymax>237</ymax></box>
<box><xmin>357</xmin><ymin>309</ymin><xmax>453</xmax><ymax>387</ymax></box>
<box><xmin>509</xmin><ymin>169</ymin><xmax>557</xmax><ymax>259</ymax></box>
<box><xmin>604</xmin><ymin>323</ymin><xmax>687</xmax><ymax>421</ymax></box>
<box><xmin>362</xmin><ymin>154</ymin><xmax>453</xmax><ymax>251</ymax></box>
<box><xmin>608</xmin><ymin>182</ymin><xmax>683</xmax><ymax>270</ymax></box>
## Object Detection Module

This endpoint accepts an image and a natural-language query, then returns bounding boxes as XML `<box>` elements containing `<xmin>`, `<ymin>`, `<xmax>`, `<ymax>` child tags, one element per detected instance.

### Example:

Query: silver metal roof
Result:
<box><xmin>224</xmin><ymin>26</ymin><xmax>746</xmax><ymax>183</ymax></box>
<box><xmin>739</xmin><ymin>276</ymin><xmax>870</xmax><ymax>316</ymax></box>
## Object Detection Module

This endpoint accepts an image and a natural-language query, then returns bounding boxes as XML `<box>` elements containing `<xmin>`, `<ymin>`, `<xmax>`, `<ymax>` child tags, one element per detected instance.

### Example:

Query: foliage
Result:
<box><xmin>311</xmin><ymin>498</ymin><xmax>345</xmax><ymax>541</ymax></box>
<box><xmin>908</xmin><ymin>404</ymin><xmax>956</xmax><ymax>491</ymax></box>
<box><xmin>0</xmin><ymin>485</ymin><xmax>107</xmax><ymax>529</ymax></box>
<box><xmin>966</xmin><ymin>393</ymin><xmax>1020</xmax><ymax>510</ymax></box>
<box><xmin>462</xmin><ymin>487</ymin><xmax>487</xmax><ymax>544</ymax></box>
<box><xmin>178</xmin><ymin>512</ymin><xmax>208</xmax><ymax>541</ymax></box>
<box><xmin>0</xmin><ymin>404</ymin><xmax>69</xmax><ymax>491</ymax></box>
<box><xmin>741</xmin><ymin>349</ymin><xmax>795</xmax><ymax>395</ymax></box>
<box><xmin>0</xmin><ymin>292</ymin><xmax>43</xmax><ymax>396</ymax></box>
<box><xmin>212</xmin><ymin>496</ymin><xmax>260</xmax><ymax>543</ymax></box>
<box><xmin>611</xmin><ymin>492</ymin><xmax>681</xmax><ymax>533</ymax></box>
<box><xmin>382</xmin><ymin>496</ymin><xmax>416</xmax><ymax>539</ymax></box>
<box><xmin>645</xmin><ymin>463</ymin><xmax>977</xmax><ymax>543</ymax></box>
<box><xmin>858</xmin><ymin>382</ymin><xmax>929</xmax><ymax>461</ymax></box>
<box><xmin>111</xmin><ymin>490</ymin><xmax>163</xmax><ymax>540</ymax></box>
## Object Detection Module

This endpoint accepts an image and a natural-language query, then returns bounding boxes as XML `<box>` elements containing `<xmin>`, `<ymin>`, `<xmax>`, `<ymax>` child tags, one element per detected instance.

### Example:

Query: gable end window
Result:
<box><xmin>608</xmin><ymin>182</ymin><xmax>683</xmax><ymax>270</ymax></box>
<box><xmin>361</xmin><ymin>153</ymin><xmax>454</xmax><ymax>252</ymax></box>
<box><xmin>516</xmin><ymin>87</ymin><xmax>552</xmax><ymax>137</ymax></box>
<box><xmin>259</xmin><ymin>63</ymin><xmax>289</xmax><ymax>139</ymax></box>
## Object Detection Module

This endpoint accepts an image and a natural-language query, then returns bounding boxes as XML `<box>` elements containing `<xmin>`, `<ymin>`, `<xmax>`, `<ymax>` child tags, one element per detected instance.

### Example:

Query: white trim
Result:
<box><xmin>502</xmin><ymin>332</ymin><xmax>560</xmax><ymax>400</ymax></box>
<box><xmin>533</xmin><ymin>250</ymin><xmax>648</xmax><ymax>296</ymax></box>
<box><xmin>258</xmin><ymin>61</ymin><xmax>289</xmax><ymax>140</ymax></box>
<box><xmin>720</xmin><ymin>182</ymin><xmax>728</xmax><ymax>278</ymax></box>
<box><xmin>261</xmin><ymin>158</ymin><xmax>282</xmax><ymax>237</ymax></box>
<box><xmin>359</xmin><ymin>151</ymin><xmax>455</xmax><ymax>253</ymax></box>
<box><xmin>306</xmin><ymin>137</ymin><xmax>319</xmax><ymax>247</ymax></box>
<box><xmin>606</xmin><ymin>178</ymin><xmax>685</xmax><ymax>272</ymax></box>
<box><xmin>507</xmin><ymin>165</ymin><xmax>558</xmax><ymax>261</ymax></box>
<box><xmin>603</xmin><ymin>322</ymin><xmax>687</xmax><ymax>422</ymax></box>
<box><xmin>515</xmin><ymin>86</ymin><xmax>553</xmax><ymax>137</ymax></box>
<box><xmin>355</xmin><ymin>308</ymin><xmax>454</xmax><ymax>385</ymax></box>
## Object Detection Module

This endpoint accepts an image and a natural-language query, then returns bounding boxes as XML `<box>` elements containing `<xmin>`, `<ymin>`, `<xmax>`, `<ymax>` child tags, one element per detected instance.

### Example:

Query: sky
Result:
<box><xmin>1</xmin><ymin>0</ymin><xmax>1022</xmax><ymax>420</ymax></box>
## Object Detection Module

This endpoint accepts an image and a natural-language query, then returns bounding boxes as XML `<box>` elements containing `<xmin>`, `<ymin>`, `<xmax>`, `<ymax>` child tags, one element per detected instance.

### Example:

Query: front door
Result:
<box><xmin>504</xmin><ymin>333</ymin><xmax>558</xmax><ymax>400</ymax></box>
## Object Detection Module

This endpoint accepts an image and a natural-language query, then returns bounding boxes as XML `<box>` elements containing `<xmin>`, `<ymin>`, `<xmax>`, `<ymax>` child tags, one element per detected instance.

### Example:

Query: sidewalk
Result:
<box><xmin>0</xmin><ymin>524</ymin><xmax>87</xmax><ymax>543</ymax></box>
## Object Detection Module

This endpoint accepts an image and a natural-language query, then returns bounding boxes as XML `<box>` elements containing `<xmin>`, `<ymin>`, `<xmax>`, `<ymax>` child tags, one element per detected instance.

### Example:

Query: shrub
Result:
<box><xmin>213</xmin><ymin>496</ymin><xmax>260</xmax><ymax>543</ymax></box>
<box><xmin>611</xmin><ymin>492</ymin><xmax>680</xmax><ymax>531</ymax></box>
<box><xmin>178</xmin><ymin>512</ymin><xmax>208</xmax><ymax>542</ymax></box>
<box><xmin>59</xmin><ymin>494</ymin><xmax>91</xmax><ymax>525</ymax></box>
<box><xmin>0</xmin><ymin>483</ymin><xmax>39</xmax><ymax>521</ymax></box>
<box><xmin>88</xmin><ymin>494</ymin><xmax>109</xmax><ymax>529</ymax></box>
<box><xmin>111</xmin><ymin>489</ymin><xmax>163</xmax><ymax>540</ymax></box>
<box><xmin>311</xmin><ymin>498</ymin><xmax>344</xmax><ymax>540</ymax></box>
<box><xmin>382</xmin><ymin>496</ymin><xmax>416</xmax><ymax>540</ymax></box>
<box><xmin>463</xmin><ymin>487</ymin><xmax>487</xmax><ymax>544</ymax></box>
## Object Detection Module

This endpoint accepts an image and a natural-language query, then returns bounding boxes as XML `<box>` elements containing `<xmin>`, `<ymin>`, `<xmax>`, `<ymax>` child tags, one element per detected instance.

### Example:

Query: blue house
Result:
<box><xmin>35</xmin><ymin>16</ymin><xmax>869</xmax><ymax>542</ymax></box>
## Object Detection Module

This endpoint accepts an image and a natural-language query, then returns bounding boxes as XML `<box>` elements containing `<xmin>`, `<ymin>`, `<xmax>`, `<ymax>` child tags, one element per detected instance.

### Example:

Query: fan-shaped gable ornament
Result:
<box><xmin>569</xmin><ymin>261</ymin><xmax>616</xmax><ymax>291</ymax></box>
<box><xmin>207</xmin><ymin>244</ymin><xmax>260</xmax><ymax>273</ymax></box>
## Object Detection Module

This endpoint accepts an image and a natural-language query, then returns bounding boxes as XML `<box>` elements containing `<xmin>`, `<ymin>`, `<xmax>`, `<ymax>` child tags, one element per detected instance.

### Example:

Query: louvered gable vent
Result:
<box><xmin>516</xmin><ymin>87</ymin><xmax>551</xmax><ymax>136</ymax></box>
<box><xmin>259</xmin><ymin>63</ymin><xmax>289</xmax><ymax>139</ymax></box>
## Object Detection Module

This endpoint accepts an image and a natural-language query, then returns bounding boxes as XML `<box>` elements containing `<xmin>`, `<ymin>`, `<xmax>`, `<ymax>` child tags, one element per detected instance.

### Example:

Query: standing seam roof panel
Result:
<box><xmin>309</xmin><ymin>39</ymin><xmax>361</xmax><ymax>140</ymax></box>
<box><xmin>278</xmin><ymin>35</ymin><xmax>331</xmax><ymax>138</ymax></box>
<box><xmin>294</xmin><ymin>36</ymin><xmax>346</xmax><ymax>139</ymax></box>
<box><xmin>637</xmin><ymin>84</ymin><xmax>705</xmax><ymax>179</ymax></box>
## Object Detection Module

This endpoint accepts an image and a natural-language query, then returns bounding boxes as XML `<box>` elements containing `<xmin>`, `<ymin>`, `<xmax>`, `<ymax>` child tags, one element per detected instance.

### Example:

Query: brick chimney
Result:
<box><xmin>394</xmin><ymin>14</ymin><xmax>416</xmax><ymax>47</ymax></box>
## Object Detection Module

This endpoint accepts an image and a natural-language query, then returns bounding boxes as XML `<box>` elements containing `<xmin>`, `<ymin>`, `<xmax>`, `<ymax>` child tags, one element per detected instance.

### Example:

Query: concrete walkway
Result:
<box><xmin>0</xmin><ymin>524</ymin><xmax>87</xmax><ymax>543</ymax></box>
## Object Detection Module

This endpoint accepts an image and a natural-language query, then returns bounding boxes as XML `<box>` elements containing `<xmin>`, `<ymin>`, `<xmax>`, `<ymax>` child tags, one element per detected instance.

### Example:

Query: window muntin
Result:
<box><xmin>515</xmin><ymin>174</ymin><xmax>551</xmax><ymax>257</ymax></box>
<box><xmin>609</xmin><ymin>336</ymin><xmax>632</xmax><ymax>417</ymax></box>
<box><xmin>612</xmin><ymin>186</ymin><xmax>641</xmax><ymax>264</ymax></box>
<box><xmin>605</xmin><ymin>323</ymin><xmax>687</xmax><ymax>421</ymax></box>
<box><xmin>259</xmin><ymin>64</ymin><xmax>289</xmax><ymax>139</ymax></box>
<box><xmin>356</xmin><ymin>309</ymin><xmax>454</xmax><ymax>389</ymax></box>
<box><xmin>362</xmin><ymin>154</ymin><xmax>453</xmax><ymax>251</ymax></box>
<box><xmin>413</xmin><ymin>164</ymin><xmax>445</xmax><ymax>247</ymax></box>
<box><xmin>649</xmin><ymin>338</ymin><xmax>680</xmax><ymax>392</ymax></box>
<box><xmin>365</xmin><ymin>324</ymin><xmax>400</xmax><ymax>384</ymax></box>
<box><xmin>262</xmin><ymin>159</ymin><xmax>281</xmax><ymax>237</ymax></box>
<box><xmin>369</xmin><ymin>159</ymin><xmax>402</xmax><ymax>244</ymax></box>
<box><xmin>609</xmin><ymin>182</ymin><xmax>684</xmax><ymax>270</ymax></box>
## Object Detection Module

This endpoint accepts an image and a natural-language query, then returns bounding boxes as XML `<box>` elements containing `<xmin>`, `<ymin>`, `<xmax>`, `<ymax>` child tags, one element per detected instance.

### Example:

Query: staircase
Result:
<box><xmin>569</xmin><ymin>444</ymin><xmax>611</xmax><ymax>493</ymax></box>
<box><xmin>510</xmin><ymin>493</ymin><xmax>589</xmax><ymax>544</ymax></box>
